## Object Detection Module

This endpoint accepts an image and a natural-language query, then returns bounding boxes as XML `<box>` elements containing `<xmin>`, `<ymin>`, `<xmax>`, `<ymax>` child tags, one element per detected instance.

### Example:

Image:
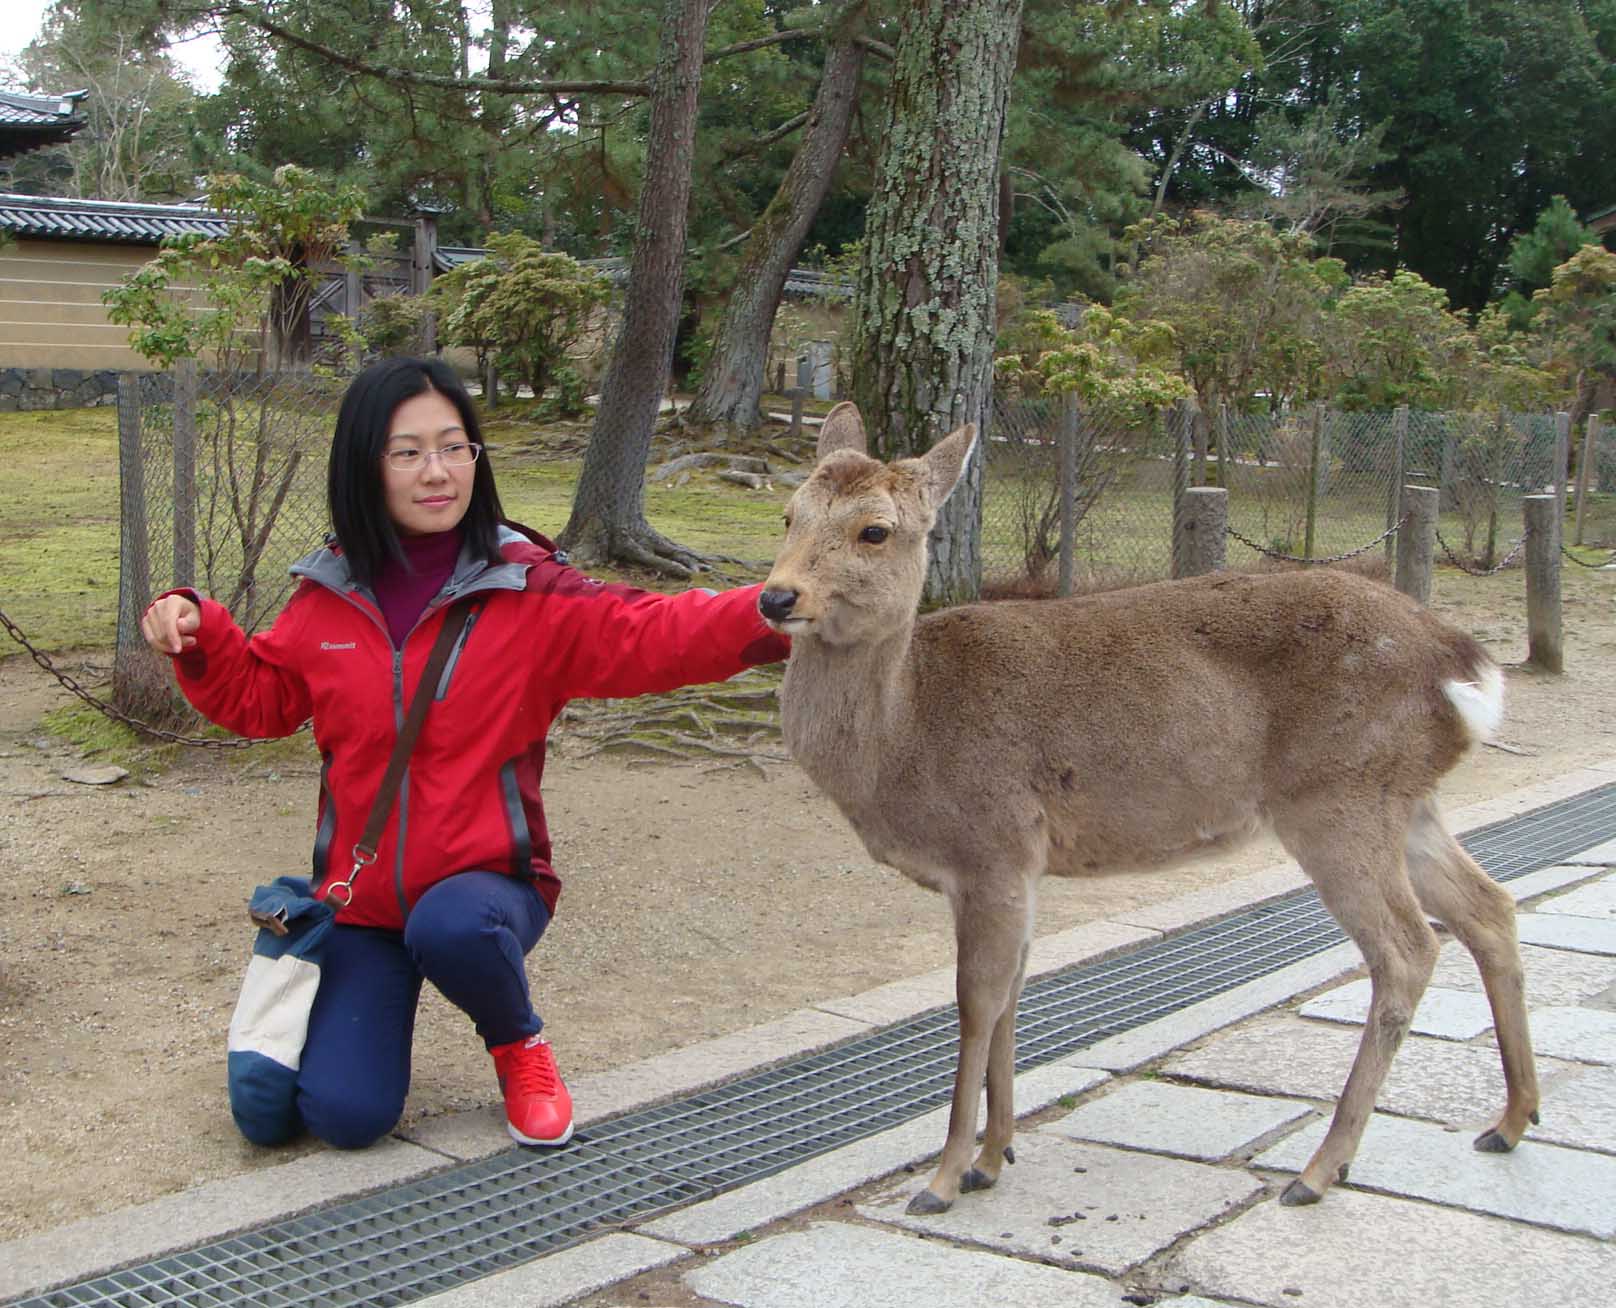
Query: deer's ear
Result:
<box><xmin>922</xmin><ymin>424</ymin><xmax>977</xmax><ymax>506</ymax></box>
<box><xmin>817</xmin><ymin>402</ymin><xmax>867</xmax><ymax>461</ymax></box>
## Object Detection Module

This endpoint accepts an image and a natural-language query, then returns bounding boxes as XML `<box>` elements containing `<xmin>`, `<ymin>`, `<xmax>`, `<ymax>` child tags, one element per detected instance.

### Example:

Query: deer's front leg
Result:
<box><xmin>909</xmin><ymin>885</ymin><xmax>1033</xmax><ymax>1215</ymax></box>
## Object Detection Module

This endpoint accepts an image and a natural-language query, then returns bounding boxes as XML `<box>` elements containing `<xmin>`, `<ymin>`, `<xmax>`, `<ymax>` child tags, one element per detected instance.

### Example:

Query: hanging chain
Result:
<box><xmin>1561</xmin><ymin>544</ymin><xmax>1616</xmax><ymax>570</ymax></box>
<box><xmin>1224</xmin><ymin>514</ymin><xmax>1407</xmax><ymax>566</ymax></box>
<box><xmin>0</xmin><ymin>604</ymin><xmax>269</xmax><ymax>749</ymax></box>
<box><xmin>1433</xmin><ymin>527</ymin><xmax>1528</xmax><ymax>577</ymax></box>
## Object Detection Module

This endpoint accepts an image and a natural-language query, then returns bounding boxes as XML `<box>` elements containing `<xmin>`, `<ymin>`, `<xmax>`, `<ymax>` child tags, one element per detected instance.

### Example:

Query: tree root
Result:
<box><xmin>553</xmin><ymin>670</ymin><xmax>786</xmax><ymax>770</ymax></box>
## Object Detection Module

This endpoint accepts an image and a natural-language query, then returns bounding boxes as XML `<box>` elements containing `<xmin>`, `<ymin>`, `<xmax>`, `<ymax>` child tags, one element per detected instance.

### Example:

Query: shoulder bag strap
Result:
<box><xmin>321</xmin><ymin>600</ymin><xmax>473</xmax><ymax>906</ymax></box>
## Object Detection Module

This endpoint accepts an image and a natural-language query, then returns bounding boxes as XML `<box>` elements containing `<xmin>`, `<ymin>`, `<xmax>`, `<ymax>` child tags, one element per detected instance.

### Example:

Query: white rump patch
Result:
<box><xmin>1442</xmin><ymin>662</ymin><xmax>1504</xmax><ymax>744</ymax></box>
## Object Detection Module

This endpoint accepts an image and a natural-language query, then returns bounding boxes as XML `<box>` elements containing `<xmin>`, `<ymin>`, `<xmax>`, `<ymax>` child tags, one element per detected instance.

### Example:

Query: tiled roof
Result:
<box><xmin>433</xmin><ymin>247</ymin><xmax>852</xmax><ymax>300</ymax></box>
<box><xmin>0</xmin><ymin>191</ymin><xmax>233</xmax><ymax>243</ymax></box>
<box><xmin>0</xmin><ymin>89</ymin><xmax>86</xmax><ymax>128</ymax></box>
<box><xmin>0</xmin><ymin>89</ymin><xmax>87</xmax><ymax>154</ymax></box>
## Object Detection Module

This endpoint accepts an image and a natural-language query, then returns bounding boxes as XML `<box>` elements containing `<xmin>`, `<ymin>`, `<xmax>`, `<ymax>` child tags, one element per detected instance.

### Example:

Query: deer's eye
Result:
<box><xmin>859</xmin><ymin>525</ymin><xmax>890</xmax><ymax>545</ymax></box>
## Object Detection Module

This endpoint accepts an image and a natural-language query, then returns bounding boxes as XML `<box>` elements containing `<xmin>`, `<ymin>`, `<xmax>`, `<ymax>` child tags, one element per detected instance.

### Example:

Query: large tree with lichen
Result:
<box><xmin>848</xmin><ymin>0</ymin><xmax>1025</xmax><ymax>605</ymax></box>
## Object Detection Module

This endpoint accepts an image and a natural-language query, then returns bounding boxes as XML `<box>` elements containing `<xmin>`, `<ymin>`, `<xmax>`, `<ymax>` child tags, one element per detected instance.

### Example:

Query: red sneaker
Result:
<box><xmin>490</xmin><ymin>1034</ymin><xmax>574</xmax><ymax>1147</ymax></box>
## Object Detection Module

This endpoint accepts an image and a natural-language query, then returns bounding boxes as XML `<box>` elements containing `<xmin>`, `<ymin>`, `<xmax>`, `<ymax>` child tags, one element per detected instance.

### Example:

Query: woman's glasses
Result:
<box><xmin>383</xmin><ymin>442</ymin><xmax>482</xmax><ymax>472</ymax></box>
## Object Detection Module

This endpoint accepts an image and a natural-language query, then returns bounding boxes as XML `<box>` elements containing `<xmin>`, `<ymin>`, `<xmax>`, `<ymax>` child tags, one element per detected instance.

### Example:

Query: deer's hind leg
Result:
<box><xmin>908</xmin><ymin>873</ymin><xmax>1036</xmax><ymax>1216</ymax></box>
<box><xmin>1274</xmin><ymin>793</ymin><xmax>1439</xmax><ymax>1206</ymax></box>
<box><xmin>1404</xmin><ymin>796</ymin><xmax>1539</xmax><ymax>1152</ymax></box>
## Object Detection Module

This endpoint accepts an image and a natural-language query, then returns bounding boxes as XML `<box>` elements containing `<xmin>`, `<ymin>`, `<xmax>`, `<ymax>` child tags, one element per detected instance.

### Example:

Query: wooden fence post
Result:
<box><xmin>1058</xmin><ymin>391</ymin><xmax>1079</xmax><ymax>597</ymax></box>
<box><xmin>1177</xmin><ymin>487</ymin><xmax>1228</xmax><ymax>578</ymax></box>
<box><xmin>1524</xmin><ymin>494</ymin><xmax>1563</xmax><ymax>673</ymax></box>
<box><xmin>1553</xmin><ymin>411</ymin><xmax>1571</xmax><ymax>511</ymax></box>
<box><xmin>1214</xmin><ymin>401</ymin><xmax>1230</xmax><ymax>490</ymax></box>
<box><xmin>1574</xmin><ymin>414</ymin><xmax>1600</xmax><ymax>547</ymax></box>
<box><xmin>114</xmin><ymin>374</ymin><xmax>156</xmax><ymax>716</ymax></box>
<box><xmin>172</xmin><ymin>360</ymin><xmax>197</xmax><ymax>588</ymax></box>
<box><xmin>1394</xmin><ymin>484</ymin><xmax>1438</xmax><ymax>604</ymax></box>
<box><xmin>1386</xmin><ymin>404</ymin><xmax>1408</xmax><ymax>565</ymax></box>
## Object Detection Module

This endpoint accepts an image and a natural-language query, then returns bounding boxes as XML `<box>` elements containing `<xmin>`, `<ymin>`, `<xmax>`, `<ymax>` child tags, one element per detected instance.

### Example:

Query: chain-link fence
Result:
<box><xmin>981</xmin><ymin>396</ymin><xmax>1582</xmax><ymax>593</ymax></box>
<box><xmin>112</xmin><ymin>364</ymin><xmax>346</xmax><ymax>722</ymax></box>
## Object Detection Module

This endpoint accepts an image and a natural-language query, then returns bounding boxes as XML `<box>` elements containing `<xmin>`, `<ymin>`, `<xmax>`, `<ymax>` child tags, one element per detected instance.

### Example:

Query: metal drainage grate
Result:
<box><xmin>15</xmin><ymin>783</ymin><xmax>1616</xmax><ymax>1308</ymax></box>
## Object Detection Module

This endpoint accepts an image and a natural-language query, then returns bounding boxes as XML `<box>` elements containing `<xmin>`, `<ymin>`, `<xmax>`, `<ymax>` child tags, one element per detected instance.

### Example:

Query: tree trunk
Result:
<box><xmin>556</xmin><ymin>0</ymin><xmax>718</xmax><ymax>575</ymax></box>
<box><xmin>687</xmin><ymin>7</ymin><xmax>867</xmax><ymax>432</ymax></box>
<box><xmin>848</xmin><ymin>0</ymin><xmax>1024</xmax><ymax>605</ymax></box>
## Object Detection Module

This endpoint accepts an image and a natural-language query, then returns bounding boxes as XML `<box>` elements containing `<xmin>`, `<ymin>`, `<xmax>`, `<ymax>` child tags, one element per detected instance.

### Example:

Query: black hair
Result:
<box><xmin>327</xmin><ymin>356</ymin><xmax>506</xmax><ymax>586</ymax></box>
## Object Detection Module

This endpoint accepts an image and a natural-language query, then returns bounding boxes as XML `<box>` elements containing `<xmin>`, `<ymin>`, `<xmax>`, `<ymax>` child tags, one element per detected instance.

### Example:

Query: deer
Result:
<box><xmin>758</xmin><ymin>401</ymin><xmax>1539</xmax><ymax>1215</ymax></box>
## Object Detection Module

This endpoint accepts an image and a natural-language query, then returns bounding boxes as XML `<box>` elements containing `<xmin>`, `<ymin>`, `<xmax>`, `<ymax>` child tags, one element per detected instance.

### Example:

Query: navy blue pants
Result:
<box><xmin>286</xmin><ymin>871</ymin><xmax>551</xmax><ymax>1149</ymax></box>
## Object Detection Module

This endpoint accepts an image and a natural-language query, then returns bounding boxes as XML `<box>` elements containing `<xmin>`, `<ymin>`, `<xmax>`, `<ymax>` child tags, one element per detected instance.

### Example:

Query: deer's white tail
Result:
<box><xmin>1443</xmin><ymin>662</ymin><xmax>1504</xmax><ymax>744</ymax></box>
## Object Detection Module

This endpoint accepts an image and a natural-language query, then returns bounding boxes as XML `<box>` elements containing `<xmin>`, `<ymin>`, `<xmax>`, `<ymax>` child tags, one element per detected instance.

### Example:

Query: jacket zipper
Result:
<box><xmin>391</xmin><ymin>647</ymin><xmax>410</xmax><ymax>921</ymax></box>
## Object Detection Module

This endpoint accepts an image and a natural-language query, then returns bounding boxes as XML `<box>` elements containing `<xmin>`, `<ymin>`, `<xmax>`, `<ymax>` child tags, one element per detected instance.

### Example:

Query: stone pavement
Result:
<box><xmin>5</xmin><ymin>761</ymin><xmax>1616</xmax><ymax>1308</ymax></box>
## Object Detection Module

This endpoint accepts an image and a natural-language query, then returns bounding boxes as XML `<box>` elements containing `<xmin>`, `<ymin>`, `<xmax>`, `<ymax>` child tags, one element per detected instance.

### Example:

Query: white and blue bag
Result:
<box><xmin>226</xmin><ymin>876</ymin><xmax>334</xmax><ymax>1145</ymax></box>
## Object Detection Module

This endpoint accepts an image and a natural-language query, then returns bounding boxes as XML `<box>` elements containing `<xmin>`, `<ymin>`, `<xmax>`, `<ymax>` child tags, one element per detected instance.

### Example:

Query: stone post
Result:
<box><xmin>1176</xmin><ymin>487</ymin><xmax>1228</xmax><ymax>578</ymax></box>
<box><xmin>1524</xmin><ymin>494</ymin><xmax>1563</xmax><ymax>673</ymax></box>
<box><xmin>1394</xmin><ymin>484</ymin><xmax>1438</xmax><ymax>604</ymax></box>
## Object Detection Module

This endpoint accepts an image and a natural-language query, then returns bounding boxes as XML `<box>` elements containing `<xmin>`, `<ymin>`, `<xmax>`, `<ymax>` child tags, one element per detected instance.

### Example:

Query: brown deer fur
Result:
<box><xmin>759</xmin><ymin>401</ymin><xmax>1538</xmax><ymax>1214</ymax></box>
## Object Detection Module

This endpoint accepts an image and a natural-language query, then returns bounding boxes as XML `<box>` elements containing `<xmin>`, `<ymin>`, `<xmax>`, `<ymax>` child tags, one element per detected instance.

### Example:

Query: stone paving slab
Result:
<box><xmin>1535</xmin><ymin>877</ymin><xmax>1616</xmax><ymax>920</ymax></box>
<box><xmin>1521</xmin><ymin>1004</ymin><xmax>1616</xmax><ymax>1064</ymax></box>
<box><xmin>1162</xmin><ymin>1014</ymin><xmax>1578</xmax><ymax>1129</ymax></box>
<box><xmin>1566</xmin><ymin>835</ymin><xmax>1616</xmax><ymax>864</ymax></box>
<box><xmin>638</xmin><ymin>1064</ymin><xmax>1110</xmax><ymax>1247</ymax></box>
<box><xmin>857</xmin><ymin>1132</ymin><xmax>1262</xmax><ymax>1276</ymax></box>
<box><xmin>1041</xmin><ymin>1080</ymin><xmax>1313</xmax><ymax>1162</ymax></box>
<box><xmin>1503</xmin><ymin>863</ymin><xmax>1614</xmax><ymax>904</ymax></box>
<box><xmin>1429</xmin><ymin>939</ymin><xmax>1616</xmax><ymax>1006</ymax></box>
<box><xmin>683</xmin><ymin>1221</ymin><xmax>1124</xmax><ymax>1308</ymax></box>
<box><xmin>1515</xmin><ymin>910</ymin><xmax>1616</xmax><ymax>955</ymax></box>
<box><xmin>1171</xmin><ymin>1186</ymin><xmax>1616</xmax><ymax>1308</ymax></box>
<box><xmin>1064</xmin><ymin>941</ymin><xmax>1363</xmax><ymax>1073</ymax></box>
<box><xmin>0</xmin><ymin>1139</ymin><xmax>445</xmax><ymax>1302</ymax></box>
<box><xmin>1529</xmin><ymin>1064</ymin><xmax>1616</xmax><ymax>1154</ymax></box>
<box><xmin>1254</xmin><ymin>1111</ymin><xmax>1616</xmax><ymax>1238</ymax></box>
<box><xmin>1298</xmin><ymin>979</ymin><xmax>1496</xmax><ymax>1039</ymax></box>
<box><xmin>411</xmin><ymin>1233</ymin><xmax>686</xmax><ymax>1308</ymax></box>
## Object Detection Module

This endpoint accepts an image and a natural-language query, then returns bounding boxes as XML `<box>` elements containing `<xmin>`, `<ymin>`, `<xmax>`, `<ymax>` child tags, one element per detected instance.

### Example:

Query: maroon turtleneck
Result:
<box><xmin>373</xmin><ymin>527</ymin><xmax>463</xmax><ymax>648</ymax></box>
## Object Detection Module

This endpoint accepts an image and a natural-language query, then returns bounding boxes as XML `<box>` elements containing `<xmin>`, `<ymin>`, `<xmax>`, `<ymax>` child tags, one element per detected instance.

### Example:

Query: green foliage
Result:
<box><xmin>1324</xmin><ymin>271</ymin><xmax>1475</xmax><ymax>410</ymax></box>
<box><xmin>429</xmin><ymin>233</ymin><xmax>612</xmax><ymax>402</ymax></box>
<box><xmin>102</xmin><ymin>165</ymin><xmax>366</xmax><ymax>369</ymax></box>
<box><xmin>1116</xmin><ymin>212</ymin><xmax>1347</xmax><ymax>412</ymax></box>
<box><xmin>996</xmin><ymin>305</ymin><xmax>1189</xmax><ymax>425</ymax></box>
<box><xmin>1003</xmin><ymin>0</ymin><xmax>1260</xmax><ymax>301</ymax></box>
<box><xmin>1531</xmin><ymin>244</ymin><xmax>1616</xmax><ymax>395</ymax></box>
<box><xmin>1509</xmin><ymin>195</ymin><xmax>1600</xmax><ymax>292</ymax></box>
<box><xmin>354</xmin><ymin>294</ymin><xmax>432</xmax><ymax>359</ymax></box>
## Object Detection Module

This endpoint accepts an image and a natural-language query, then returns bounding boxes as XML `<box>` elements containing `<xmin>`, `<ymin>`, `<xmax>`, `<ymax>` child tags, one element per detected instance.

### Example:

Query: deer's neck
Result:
<box><xmin>781</xmin><ymin>622</ymin><xmax>917</xmax><ymax>789</ymax></box>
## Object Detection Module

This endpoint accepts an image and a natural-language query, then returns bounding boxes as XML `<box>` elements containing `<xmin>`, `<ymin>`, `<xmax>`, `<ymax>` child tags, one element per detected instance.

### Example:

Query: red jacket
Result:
<box><xmin>166</xmin><ymin>525</ymin><xmax>787</xmax><ymax>929</ymax></box>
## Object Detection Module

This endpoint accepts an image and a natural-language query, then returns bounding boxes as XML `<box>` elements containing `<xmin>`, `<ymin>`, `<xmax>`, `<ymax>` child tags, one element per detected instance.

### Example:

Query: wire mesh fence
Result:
<box><xmin>112</xmin><ymin>364</ymin><xmax>346</xmax><ymax>722</ymax></box>
<box><xmin>87</xmin><ymin>365</ymin><xmax>1605</xmax><ymax>724</ymax></box>
<box><xmin>980</xmin><ymin>395</ymin><xmax>1582</xmax><ymax>592</ymax></box>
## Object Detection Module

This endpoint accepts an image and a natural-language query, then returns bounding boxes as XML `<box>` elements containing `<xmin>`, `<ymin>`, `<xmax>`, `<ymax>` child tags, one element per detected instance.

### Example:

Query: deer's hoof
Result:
<box><xmin>1473</xmin><ymin>1128</ymin><xmax>1515</xmax><ymax>1154</ymax></box>
<box><xmin>907</xmin><ymin>1190</ymin><xmax>953</xmax><ymax>1215</ymax></box>
<box><xmin>960</xmin><ymin>1167</ymin><xmax>996</xmax><ymax>1194</ymax></box>
<box><xmin>1279</xmin><ymin>1178</ymin><xmax>1322</xmax><ymax>1207</ymax></box>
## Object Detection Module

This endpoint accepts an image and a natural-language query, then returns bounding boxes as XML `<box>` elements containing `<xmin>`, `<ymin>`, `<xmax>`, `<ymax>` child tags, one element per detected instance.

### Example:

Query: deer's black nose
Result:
<box><xmin>758</xmin><ymin>589</ymin><xmax>798</xmax><ymax>622</ymax></box>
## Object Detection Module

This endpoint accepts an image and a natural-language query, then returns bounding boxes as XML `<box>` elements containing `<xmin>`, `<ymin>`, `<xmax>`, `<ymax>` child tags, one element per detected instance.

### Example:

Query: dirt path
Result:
<box><xmin>2</xmin><ymin>565</ymin><xmax>1614</xmax><ymax>1239</ymax></box>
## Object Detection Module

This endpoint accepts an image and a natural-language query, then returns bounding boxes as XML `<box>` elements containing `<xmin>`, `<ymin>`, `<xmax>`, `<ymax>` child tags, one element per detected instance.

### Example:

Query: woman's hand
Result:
<box><xmin>141</xmin><ymin>595</ymin><xmax>201</xmax><ymax>655</ymax></box>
